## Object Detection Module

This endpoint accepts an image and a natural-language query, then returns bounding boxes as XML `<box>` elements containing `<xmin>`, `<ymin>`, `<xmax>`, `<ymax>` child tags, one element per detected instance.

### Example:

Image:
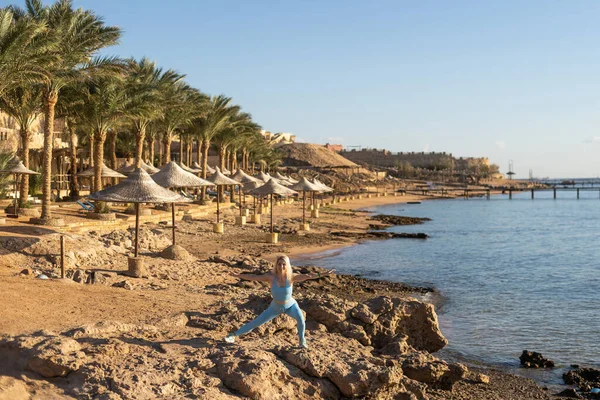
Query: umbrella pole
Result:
<box><xmin>239</xmin><ymin>185</ymin><xmax>242</xmax><ymax>217</ymax></box>
<box><xmin>302</xmin><ymin>191</ymin><xmax>306</xmax><ymax>225</ymax></box>
<box><xmin>135</xmin><ymin>203</ymin><xmax>140</xmax><ymax>258</ymax></box>
<box><xmin>14</xmin><ymin>173</ymin><xmax>18</xmax><ymax>216</ymax></box>
<box><xmin>270</xmin><ymin>193</ymin><xmax>274</xmax><ymax>233</ymax></box>
<box><xmin>172</xmin><ymin>203</ymin><xmax>176</xmax><ymax>246</ymax></box>
<box><xmin>217</xmin><ymin>187</ymin><xmax>220</xmax><ymax>224</ymax></box>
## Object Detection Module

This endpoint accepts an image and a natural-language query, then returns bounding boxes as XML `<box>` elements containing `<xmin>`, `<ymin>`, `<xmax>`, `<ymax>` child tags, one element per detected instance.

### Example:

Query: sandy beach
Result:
<box><xmin>0</xmin><ymin>192</ymin><xmax>559</xmax><ymax>399</ymax></box>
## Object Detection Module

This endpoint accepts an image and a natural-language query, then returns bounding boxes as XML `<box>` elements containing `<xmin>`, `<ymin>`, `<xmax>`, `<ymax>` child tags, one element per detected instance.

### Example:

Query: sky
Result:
<box><xmin>23</xmin><ymin>0</ymin><xmax>600</xmax><ymax>178</ymax></box>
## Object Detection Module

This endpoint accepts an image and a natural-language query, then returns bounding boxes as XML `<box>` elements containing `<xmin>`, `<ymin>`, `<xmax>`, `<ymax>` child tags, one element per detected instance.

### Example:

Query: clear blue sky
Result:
<box><xmin>34</xmin><ymin>1</ymin><xmax>600</xmax><ymax>177</ymax></box>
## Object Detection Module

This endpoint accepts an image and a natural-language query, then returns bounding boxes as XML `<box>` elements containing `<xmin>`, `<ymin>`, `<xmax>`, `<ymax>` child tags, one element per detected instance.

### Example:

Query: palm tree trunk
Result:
<box><xmin>93</xmin><ymin>131</ymin><xmax>106</xmax><ymax>193</ymax></box>
<box><xmin>163</xmin><ymin>133</ymin><xmax>172</xmax><ymax>163</ymax></box>
<box><xmin>149</xmin><ymin>137</ymin><xmax>155</xmax><ymax>166</ymax></box>
<box><xmin>135</xmin><ymin>126</ymin><xmax>145</xmax><ymax>168</ymax></box>
<box><xmin>19</xmin><ymin>127</ymin><xmax>30</xmax><ymax>207</ymax></box>
<box><xmin>187</xmin><ymin>140</ymin><xmax>192</xmax><ymax>166</ymax></box>
<box><xmin>201</xmin><ymin>139</ymin><xmax>209</xmax><ymax>199</ymax></box>
<box><xmin>89</xmin><ymin>132</ymin><xmax>94</xmax><ymax>168</ymax></box>
<box><xmin>218</xmin><ymin>145</ymin><xmax>226</xmax><ymax>201</ymax></box>
<box><xmin>196</xmin><ymin>139</ymin><xmax>201</xmax><ymax>164</ymax></box>
<box><xmin>108</xmin><ymin>131</ymin><xmax>117</xmax><ymax>185</ymax></box>
<box><xmin>158</xmin><ymin>134</ymin><xmax>164</xmax><ymax>165</ymax></box>
<box><xmin>41</xmin><ymin>92</ymin><xmax>58</xmax><ymax>222</ymax></box>
<box><xmin>68</xmin><ymin>123</ymin><xmax>79</xmax><ymax>199</ymax></box>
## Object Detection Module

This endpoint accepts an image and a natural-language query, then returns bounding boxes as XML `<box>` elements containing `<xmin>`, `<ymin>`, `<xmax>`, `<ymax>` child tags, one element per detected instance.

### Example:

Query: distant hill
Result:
<box><xmin>278</xmin><ymin>143</ymin><xmax>358</xmax><ymax>168</ymax></box>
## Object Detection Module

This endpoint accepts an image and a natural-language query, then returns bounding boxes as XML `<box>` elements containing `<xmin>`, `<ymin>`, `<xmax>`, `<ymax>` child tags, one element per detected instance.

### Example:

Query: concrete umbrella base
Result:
<box><xmin>213</xmin><ymin>222</ymin><xmax>224</xmax><ymax>234</ymax></box>
<box><xmin>127</xmin><ymin>257</ymin><xmax>146</xmax><ymax>278</ymax></box>
<box><xmin>266</xmin><ymin>232</ymin><xmax>279</xmax><ymax>244</ymax></box>
<box><xmin>235</xmin><ymin>216</ymin><xmax>246</xmax><ymax>226</ymax></box>
<box><xmin>299</xmin><ymin>223</ymin><xmax>310</xmax><ymax>231</ymax></box>
<box><xmin>250</xmin><ymin>214</ymin><xmax>261</xmax><ymax>224</ymax></box>
<box><xmin>311</xmin><ymin>209</ymin><xmax>319</xmax><ymax>218</ymax></box>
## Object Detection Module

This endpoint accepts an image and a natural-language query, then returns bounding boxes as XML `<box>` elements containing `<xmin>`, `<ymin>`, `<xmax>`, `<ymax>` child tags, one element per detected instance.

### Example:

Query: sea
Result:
<box><xmin>293</xmin><ymin>189</ymin><xmax>600</xmax><ymax>386</ymax></box>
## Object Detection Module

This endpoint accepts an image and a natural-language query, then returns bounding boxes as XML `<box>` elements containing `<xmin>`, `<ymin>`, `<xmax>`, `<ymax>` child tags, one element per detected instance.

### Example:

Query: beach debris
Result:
<box><xmin>36</xmin><ymin>274</ymin><xmax>48</xmax><ymax>280</ymax></box>
<box><xmin>519</xmin><ymin>350</ymin><xmax>555</xmax><ymax>368</ymax></box>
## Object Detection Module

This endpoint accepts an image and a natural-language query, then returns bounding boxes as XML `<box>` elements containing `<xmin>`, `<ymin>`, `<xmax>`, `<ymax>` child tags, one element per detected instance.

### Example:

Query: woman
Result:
<box><xmin>225</xmin><ymin>255</ymin><xmax>335</xmax><ymax>348</ymax></box>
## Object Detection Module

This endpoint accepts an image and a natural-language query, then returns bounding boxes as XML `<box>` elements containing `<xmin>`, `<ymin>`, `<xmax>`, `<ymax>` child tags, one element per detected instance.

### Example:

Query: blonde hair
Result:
<box><xmin>273</xmin><ymin>255</ymin><xmax>293</xmax><ymax>286</ymax></box>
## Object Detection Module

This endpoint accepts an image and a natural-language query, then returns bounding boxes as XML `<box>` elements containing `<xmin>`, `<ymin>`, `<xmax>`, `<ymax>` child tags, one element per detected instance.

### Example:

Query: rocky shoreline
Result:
<box><xmin>0</xmin><ymin>198</ymin><xmax>565</xmax><ymax>399</ymax></box>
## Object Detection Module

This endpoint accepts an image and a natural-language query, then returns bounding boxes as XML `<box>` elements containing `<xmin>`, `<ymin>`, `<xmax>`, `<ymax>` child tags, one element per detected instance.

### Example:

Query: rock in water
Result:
<box><xmin>563</xmin><ymin>367</ymin><xmax>600</xmax><ymax>393</ymax></box>
<box><xmin>160</xmin><ymin>245</ymin><xmax>192</xmax><ymax>261</ymax></box>
<box><xmin>519</xmin><ymin>350</ymin><xmax>555</xmax><ymax>368</ymax></box>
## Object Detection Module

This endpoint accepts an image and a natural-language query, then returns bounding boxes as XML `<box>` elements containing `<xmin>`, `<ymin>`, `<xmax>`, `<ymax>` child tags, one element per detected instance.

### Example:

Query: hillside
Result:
<box><xmin>278</xmin><ymin>143</ymin><xmax>357</xmax><ymax>168</ymax></box>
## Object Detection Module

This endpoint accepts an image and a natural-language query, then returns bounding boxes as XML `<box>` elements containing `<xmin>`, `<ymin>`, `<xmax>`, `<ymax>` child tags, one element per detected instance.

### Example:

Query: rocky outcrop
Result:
<box><xmin>369</xmin><ymin>215</ymin><xmax>431</xmax><ymax>226</ymax></box>
<box><xmin>213</xmin><ymin>347</ymin><xmax>340</xmax><ymax>399</ymax></box>
<box><xmin>519</xmin><ymin>350</ymin><xmax>555</xmax><ymax>368</ymax></box>
<box><xmin>401</xmin><ymin>352</ymin><xmax>468</xmax><ymax>390</ymax></box>
<box><xmin>300</xmin><ymin>294</ymin><xmax>447</xmax><ymax>354</ymax></box>
<box><xmin>563</xmin><ymin>367</ymin><xmax>600</xmax><ymax>393</ymax></box>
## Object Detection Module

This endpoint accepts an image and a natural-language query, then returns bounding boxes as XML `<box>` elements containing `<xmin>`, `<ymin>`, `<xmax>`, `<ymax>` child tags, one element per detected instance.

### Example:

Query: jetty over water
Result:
<box><xmin>403</xmin><ymin>187</ymin><xmax>600</xmax><ymax>200</ymax></box>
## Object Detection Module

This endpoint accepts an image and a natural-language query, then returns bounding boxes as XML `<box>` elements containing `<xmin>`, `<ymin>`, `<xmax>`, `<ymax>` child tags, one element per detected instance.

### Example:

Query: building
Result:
<box><xmin>0</xmin><ymin>111</ymin><xmax>68</xmax><ymax>155</ymax></box>
<box><xmin>260</xmin><ymin>130</ymin><xmax>296</xmax><ymax>146</ymax></box>
<box><xmin>324</xmin><ymin>143</ymin><xmax>343</xmax><ymax>152</ymax></box>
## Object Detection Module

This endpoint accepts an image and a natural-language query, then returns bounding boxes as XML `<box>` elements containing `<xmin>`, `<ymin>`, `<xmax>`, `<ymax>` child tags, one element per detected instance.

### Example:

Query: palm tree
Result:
<box><xmin>124</xmin><ymin>57</ymin><xmax>183</xmax><ymax>168</ymax></box>
<box><xmin>160</xmin><ymin>84</ymin><xmax>206</xmax><ymax>164</ymax></box>
<box><xmin>0</xmin><ymin>86</ymin><xmax>43</xmax><ymax>206</ymax></box>
<box><xmin>78</xmin><ymin>76</ymin><xmax>128</xmax><ymax>192</ymax></box>
<box><xmin>13</xmin><ymin>0</ymin><xmax>121</xmax><ymax>222</ymax></box>
<box><xmin>0</xmin><ymin>7</ymin><xmax>55</xmax><ymax>96</ymax></box>
<box><xmin>194</xmin><ymin>95</ymin><xmax>240</xmax><ymax>197</ymax></box>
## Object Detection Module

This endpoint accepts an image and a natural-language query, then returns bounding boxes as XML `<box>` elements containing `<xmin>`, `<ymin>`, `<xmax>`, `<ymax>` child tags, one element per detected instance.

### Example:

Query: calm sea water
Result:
<box><xmin>294</xmin><ymin>191</ymin><xmax>600</xmax><ymax>385</ymax></box>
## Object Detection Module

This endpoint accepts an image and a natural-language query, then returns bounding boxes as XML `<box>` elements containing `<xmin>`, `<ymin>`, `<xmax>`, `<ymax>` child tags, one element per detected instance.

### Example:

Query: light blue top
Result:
<box><xmin>271</xmin><ymin>277</ymin><xmax>293</xmax><ymax>303</ymax></box>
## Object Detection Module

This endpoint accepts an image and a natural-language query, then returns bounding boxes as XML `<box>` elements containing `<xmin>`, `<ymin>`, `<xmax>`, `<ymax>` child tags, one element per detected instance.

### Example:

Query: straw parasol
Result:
<box><xmin>312</xmin><ymin>178</ymin><xmax>334</xmax><ymax>192</ymax></box>
<box><xmin>89</xmin><ymin>168</ymin><xmax>189</xmax><ymax>257</ymax></box>
<box><xmin>231</xmin><ymin>169</ymin><xmax>261</xmax><ymax>217</ymax></box>
<box><xmin>222</xmin><ymin>166</ymin><xmax>231</xmax><ymax>175</ymax></box>
<box><xmin>192</xmin><ymin>161</ymin><xmax>203</xmax><ymax>171</ymax></box>
<box><xmin>248</xmin><ymin>179</ymin><xmax>297</xmax><ymax>237</ymax></box>
<box><xmin>205</xmin><ymin>165</ymin><xmax>216</xmax><ymax>174</ymax></box>
<box><xmin>290</xmin><ymin>177</ymin><xmax>322</xmax><ymax>228</ymax></box>
<box><xmin>206</xmin><ymin>167</ymin><xmax>240</xmax><ymax>229</ymax></box>
<box><xmin>152</xmin><ymin>162</ymin><xmax>213</xmax><ymax>245</ymax></box>
<box><xmin>274</xmin><ymin>171</ymin><xmax>297</xmax><ymax>184</ymax></box>
<box><xmin>119</xmin><ymin>160</ymin><xmax>159</xmax><ymax>175</ymax></box>
<box><xmin>180</xmin><ymin>162</ymin><xmax>201</xmax><ymax>174</ymax></box>
<box><xmin>0</xmin><ymin>158</ymin><xmax>39</xmax><ymax>216</ymax></box>
<box><xmin>78</xmin><ymin>165</ymin><xmax>126</xmax><ymax>179</ymax></box>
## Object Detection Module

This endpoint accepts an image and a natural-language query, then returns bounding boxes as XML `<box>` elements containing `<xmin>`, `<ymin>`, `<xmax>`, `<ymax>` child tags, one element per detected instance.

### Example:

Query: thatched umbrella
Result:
<box><xmin>119</xmin><ymin>160</ymin><xmax>159</xmax><ymax>175</ymax></box>
<box><xmin>243</xmin><ymin>181</ymin><xmax>262</xmax><ymax>222</ymax></box>
<box><xmin>206</xmin><ymin>165</ymin><xmax>216</xmax><ymax>174</ymax></box>
<box><xmin>152</xmin><ymin>162</ymin><xmax>213</xmax><ymax>245</ymax></box>
<box><xmin>0</xmin><ymin>159</ymin><xmax>39</xmax><ymax>216</ymax></box>
<box><xmin>248</xmin><ymin>179</ymin><xmax>297</xmax><ymax>243</ymax></box>
<box><xmin>78</xmin><ymin>165</ymin><xmax>126</xmax><ymax>178</ymax></box>
<box><xmin>274</xmin><ymin>171</ymin><xmax>296</xmax><ymax>185</ymax></box>
<box><xmin>192</xmin><ymin>161</ymin><xmax>203</xmax><ymax>171</ymax></box>
<box><xmin>230</xmin><ymin>169</ymin><xmax>261</xmax><ymax>219</ymax></box>
<box><xmin>206</xmin><ymin>167</ymin><xmax>240</xmax><ymax>232</ymax></box>
<box><xmin>290</xmin><ymin>177</ymin><xmax>322</xmax><ymax>229</ymax></box>
<box><xmin>89</xmin><ymin>168</ymin><xmax>189</xmax><ymax>258</ymax></box>
<box><xmin>180</xmin><ymin>162</ymin><xmax>201</xmax><ymax>174</ymax></box>
<box><xmin>222</xmin><ymin>167</ymin><xmax>231</xmax><ymax>175</ymax></box>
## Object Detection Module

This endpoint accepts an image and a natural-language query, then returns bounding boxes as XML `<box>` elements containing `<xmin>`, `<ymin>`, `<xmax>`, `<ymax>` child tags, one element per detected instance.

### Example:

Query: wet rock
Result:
<box><xmin>520</xmin><ymin>350</ymin><xmax>555</xmax><ymax>368</ymax></box>
<box><xmin>563</xmin><ymin>367</ymin><xmax>600</xmax><ymax>393</ymax></box>
<box><xmin>26</xmin><ymin>336</ymin><xmax>87</xmax><ymax>378</ymax></box>
<box><xmin>555</xmin><ymin>388</ymin><xmax>582</xmax><ymax>398</ymax></box>
<box><xmin>276</xmin><ymin>333</ymin><xmax>403</xmax><ymax>397</ymax></box>
<box><xmin>401</xmin><ymin>352</ymin><xmax>468</xmax><ymax>390</ymax></box>
<box><xmin>213</xmin><ymin>347</ymin><xmax>340</xmax><ymax>399</ymax></box>
<box><xmin>370</xmin><ymin>215</ymin><xmax>431</xmax><ymax>226</ymax></box>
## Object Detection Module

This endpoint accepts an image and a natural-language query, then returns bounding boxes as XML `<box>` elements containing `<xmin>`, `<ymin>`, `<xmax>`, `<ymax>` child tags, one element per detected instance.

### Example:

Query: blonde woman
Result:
<box><xmin>225</xmin><ymin>255</ymin><xmax>335</xmax><ymax>348</ymax></box>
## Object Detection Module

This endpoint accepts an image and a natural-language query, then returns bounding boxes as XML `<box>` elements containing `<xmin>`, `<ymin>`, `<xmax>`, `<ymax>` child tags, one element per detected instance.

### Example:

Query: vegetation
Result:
<box><xmin>0</xmin><ymin>0</ymin><xmax>280</xmax><ymax>223</ymax></box>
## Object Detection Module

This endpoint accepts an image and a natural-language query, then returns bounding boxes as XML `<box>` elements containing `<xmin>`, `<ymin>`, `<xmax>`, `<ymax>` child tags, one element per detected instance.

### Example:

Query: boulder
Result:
<box><xmin>300</xmin><ymin>294</ymin><xmax>357</xmax><ymax>328</ymax></box>
<box><xmin>276</xmin><ymin>332</ymin><xmax>403</xmax><ymax>397</ymax></box>
<box><xmin>520</xmin><ymin>350</ymin><xmax>554</xmax><ymax>368</ymax></box>
<box><xmin>26</xmin><ymin>336</ymin><xmax>87</xmax><ymax>378</ymax></box>
<box><xmin>159</xmin><ymin>244</ymin><xmax>193</xmax><ymax>261</ymax></box>
<box><xmin>401</xmin><ymin>352</ymin><xmax>467</xmax><ymax>390</ymax></box>
<box><xmin>212</xmin><ymin>347</ymin><xmax>340</xmax><ymax>399</ymax></box>
<box><xmin>563</xmin><ymin>367</ymin><xmax>600</xmax><ymax>393</ymax></box>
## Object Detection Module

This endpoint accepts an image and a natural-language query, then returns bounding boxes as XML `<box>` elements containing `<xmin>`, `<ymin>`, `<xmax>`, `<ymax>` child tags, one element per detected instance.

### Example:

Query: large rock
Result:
<box><xmin>300</xmin><ymin>294</ymin><xmax>357</xmax><ymax>328</ymax></box>
<box><xmin>26</xmin><ymin>336</ymin><xmax>87</xmax><ymax>378</ymax></box>
<box><xmin>275</xmin><ymin>332</ymin><xmax>403</xmax><ymax>397</ymax></box>
<box><xmin>213</xmin><ymin>347</ymin><xmax>340</xmax><ymax>399</ymax></box>
<box><xmin>401</xmin><ymin>352</ymin><xmax>467</xmax><ymax>390</ymax></box>
<box><xmin>520</xmin><ymin>350</ymin><xmax>554</xmax><ymax>368</ymax></box>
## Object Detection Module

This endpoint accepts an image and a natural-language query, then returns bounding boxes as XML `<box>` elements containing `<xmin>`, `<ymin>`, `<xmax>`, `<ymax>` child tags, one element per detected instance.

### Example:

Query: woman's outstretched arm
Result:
<box><xmin>231</xmin><ymin>272</ymin><xmax>273</xmax><ymax>282</ymax></box>
<box><xmin>292</xmin><ymin>269</ymin><xmax>336</xmax><ymax>283</ymax></box>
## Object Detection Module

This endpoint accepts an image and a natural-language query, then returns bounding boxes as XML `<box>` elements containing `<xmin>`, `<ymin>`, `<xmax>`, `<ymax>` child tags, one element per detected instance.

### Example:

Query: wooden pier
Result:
<box><xmin>402</xmin><ymin>187</ymin><xmax>600</xmax><ymax>200</ymax></box>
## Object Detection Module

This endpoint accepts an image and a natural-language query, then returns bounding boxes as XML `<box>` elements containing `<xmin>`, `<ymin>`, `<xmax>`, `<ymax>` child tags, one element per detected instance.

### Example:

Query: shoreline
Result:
<box><xmin>0</xmin><ymin>192</ymin><xmax>558</xmax><ymax>399</ymax></box>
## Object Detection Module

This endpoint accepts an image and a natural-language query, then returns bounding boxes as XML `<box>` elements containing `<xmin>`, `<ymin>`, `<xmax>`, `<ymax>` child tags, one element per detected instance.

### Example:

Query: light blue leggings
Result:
<box><xmin>234</xmin><ymin>299</ymin><xmax>305</xmax><ymax>345</ymax></box>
